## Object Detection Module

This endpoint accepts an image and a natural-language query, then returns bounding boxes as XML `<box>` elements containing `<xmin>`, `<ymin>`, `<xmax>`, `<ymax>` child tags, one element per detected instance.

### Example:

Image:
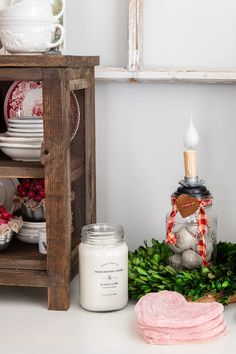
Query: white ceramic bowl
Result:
<box><xmin>20</xmin><ymin>227</ymin><xmax>39</xmax><ymax>234</ymax></box>
<box><xmin>23</xmin><ymin>221</ymin><xmax>46</xmax><ymax>229</ymax></box>
<box><xmin>6</xmin><ymin>131</ymin><xmax>43</xmax><ymax>137</ymax></box>
<box><xmin>7</xmin><ymin>127</ymin><xmax>43</xmax><ymax>132</ymax></box>
<box><xmin>8</xmin><ymin>117</ymin><xmax>42</xmax><ymax>121</ymax></box>
<box><xmin>8</xmin><ymin>123</ymin><xmax>44</xmax><ymax>129</ymax></box>
<box><xmin>0</xmin><ymin>134</ymin><xmax>43</xmax><ymax>143</ymax></box>
<box><xmin>0</xmin><ymin>230</ymin><xmax>13</xmax><ymax>251</ymax></box>
<box><xmin>0</xmin><ymin>17</ymin><xmax>65</xmax><ymax>54</ymax></box>
<box><xmin>18</xmin><ymin>229</ymin><xmax>39</xmax><ymax>237</ymax></box>
<box><xmin>16</xmin><ymin>220</ymin><xmax>46</xmax><ymax>243</ymax></box>
<box><xmin>0</xmin><ymin>143</ymin><xmax>41</xmax><ymax>161</ymax></box>
<box><xmin>15</xmin><ymin>233</ymin><xmax>38</xmax><ymax>244</ymax></box>
<box><xmin>8</xmin><ymin>116</ymin><xmax>43</xmax><ymax>124</ymax></box>
<box><xmin>0</xmin><ymin>0</ymin><xmax>65</xmax><ymax>20</ymax></box>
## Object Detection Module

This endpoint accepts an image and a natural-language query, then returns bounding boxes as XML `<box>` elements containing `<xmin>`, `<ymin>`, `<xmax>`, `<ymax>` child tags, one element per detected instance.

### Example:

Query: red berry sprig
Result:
<box><xmin>0</xmin><ymin>205</ymin><xmax>13</xmax><ymax>225</ymax></box>
<box><xmin>17</xmin><ymin>179</ymin><xmax>45</xmax><ymax>203</ymax></box>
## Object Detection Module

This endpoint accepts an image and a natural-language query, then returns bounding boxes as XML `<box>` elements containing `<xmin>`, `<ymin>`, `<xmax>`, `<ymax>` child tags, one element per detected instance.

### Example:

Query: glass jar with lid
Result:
<box><xmin>166</xmin><ymin>181</ymin><xmax>217</xmax><ymax>270</ymax></box>
<box><xmin>79</xmin><ymin>223</ymin><xmax>128</xmax><ymax>312</ymax></box>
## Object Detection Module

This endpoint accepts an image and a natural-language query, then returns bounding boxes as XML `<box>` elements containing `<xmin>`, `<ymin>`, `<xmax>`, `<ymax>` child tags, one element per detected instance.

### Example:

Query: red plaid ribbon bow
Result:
<box><xmin>166</xmin><ymin>196</ymin><xmax>212</xmax><ymax>266</ymax></box>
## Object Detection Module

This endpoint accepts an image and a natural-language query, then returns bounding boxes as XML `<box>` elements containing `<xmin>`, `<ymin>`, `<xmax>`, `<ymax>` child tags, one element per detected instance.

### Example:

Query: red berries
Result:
<box><xmin>0</xmin><ymin>206</ymin><xmax>13</xmax><ymax>225</ymax></box>
<box><xmin>17</xmin><ymin>179</ymin><xmax>45</xmax><ymax>203</ymax></box>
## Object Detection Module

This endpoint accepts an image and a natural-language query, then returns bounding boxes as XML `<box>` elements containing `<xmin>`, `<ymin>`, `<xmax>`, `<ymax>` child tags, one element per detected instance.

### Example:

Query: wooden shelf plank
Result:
<box><xmin>0</xmin><ymin>238</ymin><xmax>47</xmax><ymax>271</ymax></box>
<box><xmin>0</xmin><ymin>68</ymin><xmax>42</xmax><ymax>81</ymax></box>
<box><xmin>0</xmin><ymin>160</ymin><xmax>44</xmax><ymax>178</ymax></box>
<box><xmin>95</xmin><ymin>66</ymin><xmax>236</xmax><ymax>83</ymax></box>
<box><xmin>0</xmin><ymin>55</ymin><xmax>100</xmax><ymax>68</ymax></box>
<box><xmin>0</xmin><ymin>269</ymin><xmax>47</xmax><ymax>287</ymax></box>
<box><xmin>69</xmin><ymin>79</ymin><xmax>88</xmax><ymax>91</ymax></box>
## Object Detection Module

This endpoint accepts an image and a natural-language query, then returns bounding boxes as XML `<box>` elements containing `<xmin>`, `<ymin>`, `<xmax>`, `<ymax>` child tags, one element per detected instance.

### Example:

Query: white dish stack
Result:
<box><xmin>0</xmin><ymin>116</ymin><xmax>43</xmax><ymax>161</ymax></box>
<box><xmin>16</xmin><ymin>220</ymin><xmax>46</xmax><ymax>244</ymax></box>
<box><xmin>0</xmin><ymin>0</ymin><xmax>65</xmax><ymax>54</ymax></box>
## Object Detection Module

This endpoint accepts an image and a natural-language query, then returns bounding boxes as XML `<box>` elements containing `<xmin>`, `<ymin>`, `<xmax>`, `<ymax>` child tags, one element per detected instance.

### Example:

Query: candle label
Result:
<box><xmin>94</xmin><ymin>262</ymin><xmax>125</xmax><ymax>297</ymax></box>
<box><xmin>176</xmin><ymin>194</ymin><xmax>200</xmax><ymax>218</ymax></box>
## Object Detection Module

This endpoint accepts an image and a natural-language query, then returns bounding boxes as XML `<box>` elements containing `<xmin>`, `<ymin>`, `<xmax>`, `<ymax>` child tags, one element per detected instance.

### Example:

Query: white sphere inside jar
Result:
<box><xmin>175</xmin><ymin>226</ymin><xmax>196</xmax><ymax>250</ymax></box>
<box><xmin>182</xmin><ymin>249</ymin><xmax>202</xmax><ymax>269</ymax></box>
<box><xmin>169</xmin><ymin>254</ymin><xmax>182</xmax><ymax>269</ymax></box>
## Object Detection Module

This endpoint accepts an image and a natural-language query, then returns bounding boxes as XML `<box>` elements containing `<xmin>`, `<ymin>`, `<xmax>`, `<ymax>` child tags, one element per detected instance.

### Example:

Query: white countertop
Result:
<box><xmin>0</xmin><ymin>276</ymin><xmax>235</xmax><ymax>354</ymax></box>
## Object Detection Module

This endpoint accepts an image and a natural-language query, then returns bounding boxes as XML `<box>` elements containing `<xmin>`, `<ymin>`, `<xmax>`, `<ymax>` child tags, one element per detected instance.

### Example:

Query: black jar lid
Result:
<box><xmin>173</xmin><ymin>179</ymin><xmax>212</xmax><ymax>199</ymax></box>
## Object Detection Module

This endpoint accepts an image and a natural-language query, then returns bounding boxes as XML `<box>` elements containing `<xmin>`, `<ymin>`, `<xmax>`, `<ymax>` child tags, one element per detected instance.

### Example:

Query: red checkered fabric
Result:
<box><xmin>166</xmin><ymin>196</ymin><xmax>212</xmax><ymax>266</ymax></box>
<box><xmin>166</xmin><ymin>203</ymin><xmax>178</xmax><ymax>244</ymax></box>
<box><xmin>197</xmin><ymin>205</ymin><xmax>208</xmax><ymax>266</ymax></box>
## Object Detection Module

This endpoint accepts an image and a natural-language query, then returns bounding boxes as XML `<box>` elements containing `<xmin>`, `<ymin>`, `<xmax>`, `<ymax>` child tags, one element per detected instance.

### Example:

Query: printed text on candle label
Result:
<box><xmin>94</xmin><ymin>262</ymin><xmax>124</xmax><ymax>296</ymax></box>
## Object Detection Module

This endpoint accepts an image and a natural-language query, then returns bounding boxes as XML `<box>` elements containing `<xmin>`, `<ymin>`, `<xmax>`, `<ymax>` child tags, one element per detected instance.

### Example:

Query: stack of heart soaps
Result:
<box><xmin>135</xmin><ymin>291</ymin><xmax>227</xmax><ymax>344</ymax></box>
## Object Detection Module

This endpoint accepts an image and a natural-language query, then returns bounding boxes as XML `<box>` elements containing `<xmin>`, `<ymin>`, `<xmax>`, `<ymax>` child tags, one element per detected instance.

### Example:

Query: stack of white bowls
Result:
<box><xmin>16</xmin><ymin>220</ymin><xmax>46</xmax><ymax>244</ymax></box>
<box><xmin>0</xmin><ymin>117</ymin><xmax>43</xmax><ymax>161</ymax></box>
<box><xmin>0</xmin><ymin>0</ymin><xmax>65</xmax><ymax>54</ymax></box>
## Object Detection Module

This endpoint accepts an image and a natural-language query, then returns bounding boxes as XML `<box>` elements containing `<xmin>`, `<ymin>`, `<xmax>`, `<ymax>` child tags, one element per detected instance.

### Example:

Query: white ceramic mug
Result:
<box><xmin>0</xmin><ymin>0</ymin><xmax>65</xmax><ymax>20</ymax></box>
<box><xmin>38</xmin><ymin>228</ymin><xmax>47</xmax><ymax>254</ymax></box>
<box><xmin>0</xmin><ymin>18</ymin><xmax>65</xmax><ymax>53</ymax></box>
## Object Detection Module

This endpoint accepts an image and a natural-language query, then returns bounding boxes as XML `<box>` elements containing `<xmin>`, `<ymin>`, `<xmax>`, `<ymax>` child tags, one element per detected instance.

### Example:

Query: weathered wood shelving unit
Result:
<box><xmin>0</xmin><ymin>55</ymin><xmax>99</xmax><ymax>310</ymax></box>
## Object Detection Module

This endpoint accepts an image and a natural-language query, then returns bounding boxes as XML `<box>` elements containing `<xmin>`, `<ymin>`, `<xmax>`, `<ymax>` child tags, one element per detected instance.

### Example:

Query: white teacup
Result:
<box><xmin>38</xmin><ymin>228</ymin><xmax>47</xmax><ymax>255</ymax></box>
<box><xmin>0</xmin><ymin>18</ymin><xmax>65</xmax><ymax>53</ymax></box>
<box><xmin>0</xmin><ymin>0</ymin><xmax>65</xmax><ymax>20</ymax></box>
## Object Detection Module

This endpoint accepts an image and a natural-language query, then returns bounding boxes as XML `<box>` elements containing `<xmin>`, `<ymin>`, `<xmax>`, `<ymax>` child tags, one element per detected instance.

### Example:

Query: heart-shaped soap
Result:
<box><xmin>135</xmin><ymin>291</ymin><xmax>224</xmax><ymax>328</ymax></box>
<box><xmin>176</xmin><ymin>194</ymin><xmax>200</xmax><ymax>218</ymax></box>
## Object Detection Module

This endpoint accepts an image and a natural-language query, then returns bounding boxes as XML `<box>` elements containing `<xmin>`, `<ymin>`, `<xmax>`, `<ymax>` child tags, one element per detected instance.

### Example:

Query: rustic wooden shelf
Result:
<box><xmin>0</xmin><ymin>238</ymin><xmax>47</xmax><ymax>270</ymax></box>
<box><xmin>0</xmin><ymin>55</ymin><xmax>99</xmax><ymax>310</ymax></box>
<box><xmin>0</xmin><ymin>161</ymin><xmax>44</xmax><ymax>178</ymax></box>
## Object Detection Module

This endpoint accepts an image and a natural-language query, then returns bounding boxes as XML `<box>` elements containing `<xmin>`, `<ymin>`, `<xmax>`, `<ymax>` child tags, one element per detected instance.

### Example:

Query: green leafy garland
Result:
<box><xmin>128</xmin><ymin>240</ymin><xmax>236</xmax><ymax>304</ymax></box>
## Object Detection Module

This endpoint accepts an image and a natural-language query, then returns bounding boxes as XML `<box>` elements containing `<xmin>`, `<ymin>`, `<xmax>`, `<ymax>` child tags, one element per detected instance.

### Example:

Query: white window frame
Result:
<box><xmin>96</xmin><ymin>0</ymin><xmax>236</xmax><ymax>83</ymax></box>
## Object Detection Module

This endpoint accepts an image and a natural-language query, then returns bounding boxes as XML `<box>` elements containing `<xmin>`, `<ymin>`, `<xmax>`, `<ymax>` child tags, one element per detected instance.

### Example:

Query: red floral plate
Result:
<box><xmin>4</xmin><ymin>81</ymin><xmax>80</xmax><ymax>141</ymax></box>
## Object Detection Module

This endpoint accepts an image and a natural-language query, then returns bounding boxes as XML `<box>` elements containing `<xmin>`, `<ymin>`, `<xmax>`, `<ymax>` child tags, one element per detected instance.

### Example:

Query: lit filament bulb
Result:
<box><xmin>183</xmin><ymin>118</ymin><xmax>199</xmax><ymax>151</ymax></box>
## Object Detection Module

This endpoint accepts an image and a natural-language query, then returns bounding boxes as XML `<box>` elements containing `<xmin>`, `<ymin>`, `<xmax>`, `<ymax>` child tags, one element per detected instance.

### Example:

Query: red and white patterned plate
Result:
<box><xmin>4</xmin><ymin>81</ymin><xmax>80</xmax><ymax>141</ymax></box>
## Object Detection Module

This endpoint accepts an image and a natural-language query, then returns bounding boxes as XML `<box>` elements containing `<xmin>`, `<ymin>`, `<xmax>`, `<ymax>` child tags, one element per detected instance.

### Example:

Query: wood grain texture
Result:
<box><xmin>70</xmin><ymin>88</ymin><xmax>86</xmax><ymax>252</ymax></box>
<box><xmin>0</xmin><ymin>68</ymin><xmax>42</xmax><ymax>81</ymax></box>
<box><xmin>84</xmin><ymin>68</ymin><xmax>96</xmax><ymax>224</ymax></box>
<box><xmin>0</xmin><ymin>55</ymin><xmax>99</xmax><ymax>68</ymax></box>
<box><xmin>187</xmin><ymin>293</ymin><xmax>236</xmax><ymax>304</ymax></box>
<box><xmin>70</xmin><ymin>246</ymin><xmax>78</xmax><ymax>281</ymax></box>
<box><xmin>42</xmin><ymin>67</ymin><xmax>72</xmax><ymax>311</ymax></box>
<box><xmin>0</xmin><ymin>238</ymin><xmax>46</xmax><ymax>270</ymax></box>
<box><xmin>0</xmin><ymin>269</ymin><xmax>47</xmax><ymax>287</ymax></box>
<box><xmin>69</xmin><ymin>79</ymin><xmax>88</xmax><ymax>91</ymax></box>
<box><xmin>0</xmin><ymin>161</ymin><xmax>44</xmax><ymax>178</ymax></box>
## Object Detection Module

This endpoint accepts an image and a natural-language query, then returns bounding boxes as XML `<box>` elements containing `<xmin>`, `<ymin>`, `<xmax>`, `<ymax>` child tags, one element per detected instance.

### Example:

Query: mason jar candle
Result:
<box><xmin>79</xmin><ymin>223</ymin><xmax>128</xmax><ymax>312</ymax></box>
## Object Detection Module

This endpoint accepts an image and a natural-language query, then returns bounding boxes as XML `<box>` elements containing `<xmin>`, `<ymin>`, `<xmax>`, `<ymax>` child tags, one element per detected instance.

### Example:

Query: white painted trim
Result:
<box><xmin>95</xmin><ymin>1</ymin><xmax>236</xmax><ymax>84</ymax></box>
<box><xmin>96</xmin><ymin>67</ymin><xmax>133</xmax><ymax>82</ymax></box>
<box><xmin>95</xmin><ymin>66</ymin><xmax>236</xmax><ymax>83</ymax></box>
<box><xmin>128</xmin><ymin>0</ymin><xmax>143</xmax><ymax>72</ymax></box>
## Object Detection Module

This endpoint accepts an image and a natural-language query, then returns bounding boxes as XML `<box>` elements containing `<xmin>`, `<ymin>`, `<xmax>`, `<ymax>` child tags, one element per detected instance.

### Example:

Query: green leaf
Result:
<box><xmin>135</xmin><ymin>267</ymin><xmax>148</xmax><ymax>276</ymax></box>
<box><xmin>222</xmin><ymin>280</ymin><xmax>229</xmax><ymax>289</ymax></box>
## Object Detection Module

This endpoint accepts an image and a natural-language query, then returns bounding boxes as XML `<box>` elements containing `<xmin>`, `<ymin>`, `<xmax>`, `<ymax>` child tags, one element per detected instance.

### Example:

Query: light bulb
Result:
<box><xmin>183</xmin><ymin>118</ymin><xmax>199</xmax><ymax>151</ymax></box>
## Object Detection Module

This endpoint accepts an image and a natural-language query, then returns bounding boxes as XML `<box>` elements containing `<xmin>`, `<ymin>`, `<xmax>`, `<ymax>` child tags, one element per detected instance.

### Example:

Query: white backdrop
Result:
<box><xmin>65</xmin><ymin>1</ymin><xmax>236</xmax><ymax>249</ymax></box>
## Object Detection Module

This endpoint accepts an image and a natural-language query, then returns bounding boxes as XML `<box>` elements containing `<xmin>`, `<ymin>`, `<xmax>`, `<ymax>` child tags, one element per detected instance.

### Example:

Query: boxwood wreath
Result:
<box><xmin>128</xmin><ymin>240</ymin><xmax>236</xmax><ymax>305</ymax></box>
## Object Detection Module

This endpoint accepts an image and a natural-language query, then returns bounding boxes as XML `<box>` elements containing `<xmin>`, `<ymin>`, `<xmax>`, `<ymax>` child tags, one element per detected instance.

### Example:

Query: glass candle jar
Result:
<box><xmin>79</xmin><ymin>223</ymin><xmax>128</xmax><ymax>312</ymax></box>
<box><xmin>166</xmin><ymin>185</ymin><xmax>217</xmax><ymax>270</ymax></box>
